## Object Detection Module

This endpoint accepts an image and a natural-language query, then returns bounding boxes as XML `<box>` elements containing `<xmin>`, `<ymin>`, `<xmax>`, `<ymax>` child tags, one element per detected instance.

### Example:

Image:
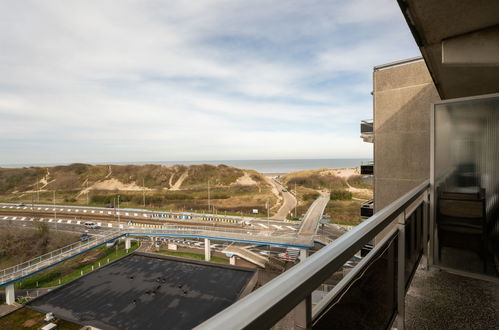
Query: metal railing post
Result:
<box><xmin>397</xmin><ymin>212</ymin><xmax>406</xmax><ymax>330</ymax></box>
<box><xmin>422</xmin><ymin>190</ymin><xmax>429</xmax><ymax>270</ymax></box>
<box><xmin>295</xmin><ymin>294</ymin><xmax>312</xmax><ymax>330</ymax></box>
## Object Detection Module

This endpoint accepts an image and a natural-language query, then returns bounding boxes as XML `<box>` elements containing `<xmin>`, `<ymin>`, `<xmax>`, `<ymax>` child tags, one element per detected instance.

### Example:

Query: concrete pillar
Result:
<box><xmin>5</xmin><ymin>283</ymin><xmax>15</xmax><ymax>305</ymax></box>
<box><xmin>300</xmin><ymin>249</ymin><xmax>308</xmax><ymax>262</ymax></box>
<box><xmin>230</xmin><ymin>256</ymin><xmax>236</xmax><ymax>265</ymax></box>
<box><xmin>125</xmin><ymin>237</ymin><xmax>131</xmax><ymax>250</ymax></box>
<box><xmin>204</xmin><ymin>238</ymin><xmax>211</xmax><ymax>261</ymax></box>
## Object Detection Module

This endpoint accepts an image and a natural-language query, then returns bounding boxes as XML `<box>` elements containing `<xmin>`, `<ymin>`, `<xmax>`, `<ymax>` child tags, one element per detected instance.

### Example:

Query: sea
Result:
<box><xmin>2</xmin><ymin>159</ymin><xmax>371</xmax><ymax>174</ymax></box>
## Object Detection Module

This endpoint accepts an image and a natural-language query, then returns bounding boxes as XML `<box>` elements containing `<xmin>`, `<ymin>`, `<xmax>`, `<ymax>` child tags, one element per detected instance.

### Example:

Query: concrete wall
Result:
<box><xmin>373</xmin><ymin>60</ymin><xmax>440</xmax><ymax>211</ymax></box>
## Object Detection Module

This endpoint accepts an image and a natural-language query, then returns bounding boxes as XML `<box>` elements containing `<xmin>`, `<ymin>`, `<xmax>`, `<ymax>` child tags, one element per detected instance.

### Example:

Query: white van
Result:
<box><xmin>84</xmin><ymin>221</ymin><xmax>99</xmax><ymax>229</ymax></box>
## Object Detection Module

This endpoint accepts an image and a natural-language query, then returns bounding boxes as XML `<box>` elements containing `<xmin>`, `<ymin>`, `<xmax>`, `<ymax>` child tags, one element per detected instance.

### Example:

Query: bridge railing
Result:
<box><xmin>0</xmin><ymin>230</ymin><xmax>122</xmax><ymax>285</ymax></box>
<box><xmin>195</xmin><ymin>180</ymin><xmax>430</xmax><ymax>330</ymax></box>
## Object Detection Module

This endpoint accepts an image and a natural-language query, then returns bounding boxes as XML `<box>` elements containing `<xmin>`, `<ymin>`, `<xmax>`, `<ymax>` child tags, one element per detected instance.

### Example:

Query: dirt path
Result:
<box><xmin>170</xmin><ymin>170</ymin><xmax>188</xmax><ymax>191</ymax></box>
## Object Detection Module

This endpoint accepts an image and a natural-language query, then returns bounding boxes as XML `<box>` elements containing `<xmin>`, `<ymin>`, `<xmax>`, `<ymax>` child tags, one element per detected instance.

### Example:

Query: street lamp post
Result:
<box><xmin>53</xmin><ymin>190</ymin><xmax>57</xmax><ymax>231</ymax></box>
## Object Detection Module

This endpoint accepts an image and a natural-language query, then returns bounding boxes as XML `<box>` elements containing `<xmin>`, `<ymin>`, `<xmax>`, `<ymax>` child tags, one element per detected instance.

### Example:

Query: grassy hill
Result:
<box><xmin>280</xmin><ymin>168</ymin><xmax>373</xmax><ymax>225</ymax></box>
<box><xmin>0</xmin><ymin>163</ymin><xmax>276</xmax><ymax>216</ymax></box>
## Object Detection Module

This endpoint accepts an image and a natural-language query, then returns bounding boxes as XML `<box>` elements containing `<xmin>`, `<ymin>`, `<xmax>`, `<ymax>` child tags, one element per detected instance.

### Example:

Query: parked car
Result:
<box><xmin>84</xmin><ymin>221</ymin><xmax>100</xmax><ymax>229</ymax></box>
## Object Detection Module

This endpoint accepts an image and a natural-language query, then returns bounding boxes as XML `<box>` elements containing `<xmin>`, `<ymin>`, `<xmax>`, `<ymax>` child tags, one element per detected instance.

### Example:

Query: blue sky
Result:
<box><xmin>0</xmin><ymin>0</ymin><xmax>419</xmax><ymax>165</ymax></box>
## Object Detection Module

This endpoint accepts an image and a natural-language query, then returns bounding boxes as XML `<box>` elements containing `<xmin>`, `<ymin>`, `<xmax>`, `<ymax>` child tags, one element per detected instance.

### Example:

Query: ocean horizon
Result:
<box><xmin>1</xmin><ymin>158</ymin><xmax>372</xmax><ymax>174</ymax></box>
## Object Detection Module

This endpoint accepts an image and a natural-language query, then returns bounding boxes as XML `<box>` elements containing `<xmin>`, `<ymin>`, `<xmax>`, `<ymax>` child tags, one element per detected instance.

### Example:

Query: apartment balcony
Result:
<box><xmin>360</xmin><ymin>119</ymin><xmax>374</xmax><ymax>143</ymax></box>
<box><xmin>360</xmin><ymin>199</ymin><xmax>374</xmax><ymax>217</ymax></box>
<box><xmin>360</xmin><ymin>162</ymin><xmax>374</xmax><ymax>175</ymax></box>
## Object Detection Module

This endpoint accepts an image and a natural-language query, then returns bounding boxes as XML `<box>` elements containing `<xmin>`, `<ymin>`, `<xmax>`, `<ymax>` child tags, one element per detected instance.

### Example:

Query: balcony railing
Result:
<box><xmin>195</xmin><ymin>180</ymin><xmax>430</xmax><ymax>330</ymax></box>
<box><xmin>360</xmin><ymin>119</ymin><xmax>374</xmax><ymax>143</ymax></box>
<box><xmin>361</xmin><ymin>199</ymin><xmax>374</xmax><ymax>217</ymax></box>
<box><xmin>360</xmin><ymin>161</ymin><xmax>374</xmax><ymax>175</ymax></box>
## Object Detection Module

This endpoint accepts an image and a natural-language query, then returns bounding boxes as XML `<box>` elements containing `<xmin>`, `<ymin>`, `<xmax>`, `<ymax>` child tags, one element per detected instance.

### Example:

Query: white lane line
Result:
<box><xmin>9</xmin><ymin>206</ymin><xmax>13</xmax><ymax>208</ymax></box>
<box><xmin>68</xmin><ymin>209</ymin><xmax>72</xmax><ymax>212</ymax></box>
<box><xmin>108</xmin><ymin>223</ymin><xmax>112</xmax><ymax>228</ymax></box>
<box><xmin>16</xmin><ymin>207</ymin><xmax>20</xmax><ymax>209</ymax></box>
<box><xmin>97</xmin><ymin>222</ymin><xmax>102</xmax><ymax>226</ymax></box>
<box><xmin>125</xmin><ymin>212</ymin><xmax>129</xmax><ymax>216</ymax></box>
<box><xmin>2</xmin><ymin>216</ymin><xmax>8</xmax><ymax>220</ymax></box>
<box><xmin>119</xmin><ymin>224</ymin><xmax>124</xmax><ymax>229</ymax></box>
<box><xmin>107</xmin><ymin>211</ymin><xmax>112</xmax><ymax>215</ymax></box>
<box><xmin>48</xmin><ymin>219</ymin><xmax>53</xmax><ymax>222</ymax></box>
<box><xmin>45</xmin><ymin>208</ymin><xmax>49</xmax><ymax>210</ymax></box>
<box><xmin>23</xmin><ymin>207</ymin><xmax>28</xmax><ymax>209</ymax></box>
<box><xmin>21</xmin><ymin>217</ymin><xmax>26</xmax><ymax>221</ymax></box>
<box><xmin>39</xmin><ymin>218</ymin><xmax>44</xmax><ymax>222</ymax></box>
<box><xmin>271</xmin><ymin>224</ymin><xmax>283</xmax><ymax>230</ymax></box>
<box><xmin>91</xmin><ymin>210</ymin><xmax>95</xmax><ymax>213</ymax></box>
<box><xmin>83</xmin><ymin>210</ymin><xmax>87</xmax><ymax>213</ymax></box>
<box><xmin>76</xmin><ymin>221</ymin><xmax>81</xmax><ymax>225</ymax></box>
<box><xmin>59</xmin><ymin>208</ymin><xmax>63</xmax><ymax>211</ymax></box>
<box><xmin>12</xmin><ymin>217</ymin><xmax>17</xmax><ymax>220</ymax></box>
<box><xmin>37</xmin><ymin>207</ymin><xmax>42</xmax><ymax>210</ymax></box>
<box><xmin>75</xmin><ymin>209</ymin><xmax>79</xmax><ymax>212</ymax></box>
<box><xmin>1</xmin><ymin>206</ymin><xmax>5</xmax><ymax>208</ymax></box>
<box><xmin>52</xmin><ymin>208</ymin><xmax>56</xmax><ymax>211</ymax></box>
<box><xmin>30</xmin><ymin>218</ymin><xmax>34</xmax><ymax>221</ymax></box>
<box><xmin>286</xmin><ymin>226</ymin><xmax>297</xmax><ymax>230</ymax></box>
<box><xmin>99</xmin><ymin>211</ymin><xmax>104</xmax><ymax>214</ymax></box>
<box><xmin>133</xmin><ymin>213</ymin><xmax>138</xmax><ymax>216</ymax></box>
<box><xmin>257</xmin><ymin>223</ymin><xmax>268</xmax><ymax>228</ymax></box>
<box><xmin>67</xmin><ymin>220</ymin><xmax>72</xmax><ymax>224</ymax></box>
<box><xmin>143</xmin><ymin>214</ymin><xmax>148</xmax><ymax>218</ymax></box>
<box><xmin>57</xmin><ymin>219</ymin><xmax>62</xmax><ymax>223</ymax></box>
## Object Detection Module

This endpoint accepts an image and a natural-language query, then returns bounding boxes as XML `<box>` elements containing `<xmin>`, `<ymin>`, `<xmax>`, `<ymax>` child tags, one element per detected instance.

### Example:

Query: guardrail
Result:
<box><xmin>0</xmin><ymin>230</ymin><xmax>123</xmax><ymax>286</ymax></box>
<box><xmin>195</xmin><ymin>180</ymin><xmax>430</xmax><ymax>330</ymax></box>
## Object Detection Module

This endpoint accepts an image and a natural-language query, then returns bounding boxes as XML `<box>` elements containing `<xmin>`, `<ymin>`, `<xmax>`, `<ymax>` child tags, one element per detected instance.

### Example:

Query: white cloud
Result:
<box><xmin>0</xmin><ymin>0</ymin><xmax>418</xmax><ymax>165</ymax></box>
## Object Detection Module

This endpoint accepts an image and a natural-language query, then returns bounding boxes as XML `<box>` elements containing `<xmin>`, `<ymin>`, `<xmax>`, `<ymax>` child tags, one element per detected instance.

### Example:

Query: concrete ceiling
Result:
<box><xmin>398</xmin><ymin>0</ymin><xmax>499</xmax><ymax>100</ymax></box>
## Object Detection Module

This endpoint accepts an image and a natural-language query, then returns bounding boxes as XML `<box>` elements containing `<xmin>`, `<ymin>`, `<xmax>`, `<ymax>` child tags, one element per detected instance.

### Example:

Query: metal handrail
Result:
<box><xmin>0</xmin><ymin>230</ymin><xmax>121</xmax><ymax>283</ymax></box>
<box><xmin>195</xmin><ymin>180</ymin><xmax>430</xmax><ymax>329</ymax></box>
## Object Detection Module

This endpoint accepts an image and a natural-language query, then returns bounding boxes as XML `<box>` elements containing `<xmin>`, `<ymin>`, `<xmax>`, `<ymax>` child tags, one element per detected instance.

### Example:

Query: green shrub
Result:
<box><xmin>330</xmin><ymin>190</ymin><xmax>352</xmax><ymax>200</ymax></box>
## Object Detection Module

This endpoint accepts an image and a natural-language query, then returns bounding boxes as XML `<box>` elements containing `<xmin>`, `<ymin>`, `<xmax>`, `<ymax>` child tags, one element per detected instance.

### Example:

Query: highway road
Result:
<box><xmin>0</xmin><ymin>203</ymin><xmax>300</xmax><ymax>233</ymax></box>
<box><xmin>270</xmin><ymin>178</ymin><xmax>297</xmax><ymax>220</ymax></box>
<box><xmin>297</xmin><ymin>191</ymin><xmax>330</xmax><ymax>236</ymax></box>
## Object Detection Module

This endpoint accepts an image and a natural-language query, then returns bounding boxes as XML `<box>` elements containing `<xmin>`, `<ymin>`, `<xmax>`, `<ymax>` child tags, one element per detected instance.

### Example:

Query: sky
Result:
<box><xmin>0</xmin><ymin>0</ymin><xmax>420</xmax><ymax>165</ymax></box>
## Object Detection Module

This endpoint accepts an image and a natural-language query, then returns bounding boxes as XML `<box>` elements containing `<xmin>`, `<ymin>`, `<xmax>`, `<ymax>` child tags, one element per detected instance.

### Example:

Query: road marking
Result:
<box><xmin>108</xmin><ymin>223</ymin><xmax>112</xmax><ymax>228</ymax></box>
<box><xmin>91</xmin><ymin>210</ymin><xmax>95</xmax><ymax>213</ymax></box>
<box><xmin>9</xmin><ymin>206</ymin><xmax>13</xmax><ymax>208</ymax></box>
<box><xmin>107</xmin><ymin>211</ymin><xmax>112</xmax><ymax>215</ymax></box>
<box><xmin>16</xmin><ymin>207</ymin><xmax>20</xmax><ymax>209</ymax></box>
<box><xmin>143</xmin><ymin>214</ymin><xmax>148</xmax><ymax>218</ymax></box>
<box><xmin>2</xmin><ymin>216</ymin><xmax>7</xmax><ymax>220</ymax></box>
<box><xmin>39</xmin><ymin>218</ymin><xmax>44</xmax><ymax>222</ymax></box>
<box><xmin>30</xmin><ymin>218</ymin><xmax>34</xmax><ymax>221</ymax></box>
<box><xmin>12</xmin><ymin>217</ymin><xmax>17</xmax><ymax>220</ymax></box>
<box><xmin>59</xmin><ymin>208</ymin><xmax>63</xmax><ymax>211</ymax></box>
<box><xmin>119</xmin><ymin>224</ymin><xmax>124</xmax><ymax>229</ymax></box>
<box><xmin>258</xmin><ymin>223</ymin><xmax>268</xmax><ymax>228</ymax></box>
<box><xmin>68</xmin><ymin>209</ymin><xmax>72</xmax><ymax>212</ymax></box>
<box><xmin>45</xmin><ymin>208</ymin><xmax>49</xmax><ymax>210</ymax></box>
<box><xmin>48</xmin><ymin>219</ymin><xmax>53</xmax><ymax>222</ymax></box>
<box><xmin>37</xmin><ymin>207</ymin><xmax>42</xmax><ymax>210</ymax></box>
<box><xmin>76</xmin><ymin>221</ymin><xmax>81</xmax><ymax>225</ymax></box>
<box><xmin>286</xmin><ymin>226</ymin><xmax>297</xmax><ymax>230</ymax></box>
<box><xmin>125</xmin><ymin>212</ymin><xmax>129</xmax><ymax>216</ymax></box>
<box><xmin>67</xmin><ymin>220</ymin><xmax>72</xmax><ymax>224</ymax></box>
<box><xmin>57</xmin><ymin>219</ymin><xmax>62</xmax><ymax>223</ymax></box>
<box><xmin>99</xmin><ymin>211</ymin><xmax>104</xmax><ymax>214</ymax></box>
<box><xmin>52</xmin><ymin>208</ymin><xmax>55</xmax><ymax>211</ymax></box>
<box><xmin>271</xmin><ymin>225</ymin><xmax>283</xmax><ymax>230</ymax></box>
<box><xmin>23</xmin><ymin>207</ymin><xmax>28</xmax><ymax>209</ymax></box>
<box><xmin>21</xmin><ymin>217</ymin><xmax>26</xmax><ymax>221</ymax></box>
<box><xmin>1</xmin><ymin>206</ymin><xmax>5</xmax><ymax>208</ymax></box>
<box><xmin>75</xmin><ymin>209</ymin><xmax>79</xmax><ymax>212</ymax></box>
<box><xmin>83</xmin><ymin>210</ymin><xmax>87</xmax><ymax>213</ymax></box>
<box><xmin>134</xmin><ymin>213</ymin><xmax>138</xmax><ymax>216</ymax></box>
<box><xmin>97</xmin><ymin>222</ymin><xmax>102</xmax><ymax>226</ymax></box>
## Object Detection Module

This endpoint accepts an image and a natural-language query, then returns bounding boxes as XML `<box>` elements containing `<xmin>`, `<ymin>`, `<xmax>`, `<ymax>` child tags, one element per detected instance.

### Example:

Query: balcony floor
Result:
<box><xmin>405</xmin><ymin>267</ymin><xmax>499</xmax><ymax>329</ymax></box>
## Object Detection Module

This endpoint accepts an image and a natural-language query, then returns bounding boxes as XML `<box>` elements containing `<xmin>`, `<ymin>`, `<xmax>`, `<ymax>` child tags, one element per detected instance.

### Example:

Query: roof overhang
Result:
<box><xmin>397</xmin><ymin>0</ymin><xmax>499</xmax><ymax>100</ymax></box>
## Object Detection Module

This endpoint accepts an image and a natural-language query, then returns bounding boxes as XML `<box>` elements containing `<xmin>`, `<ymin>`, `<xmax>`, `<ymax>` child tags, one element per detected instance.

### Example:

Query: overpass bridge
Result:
<box><xmin>0</xmin><ymin>193</ymin><xmax>329</xmax><ymax>304</ymax></box>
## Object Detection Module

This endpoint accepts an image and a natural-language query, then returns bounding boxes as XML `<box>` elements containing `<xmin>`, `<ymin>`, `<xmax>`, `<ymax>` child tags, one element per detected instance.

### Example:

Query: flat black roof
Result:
<box><xmin>28</xmin><ymin>253</ymin><xmax>255</xmax><ymax>330</ymax></box>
